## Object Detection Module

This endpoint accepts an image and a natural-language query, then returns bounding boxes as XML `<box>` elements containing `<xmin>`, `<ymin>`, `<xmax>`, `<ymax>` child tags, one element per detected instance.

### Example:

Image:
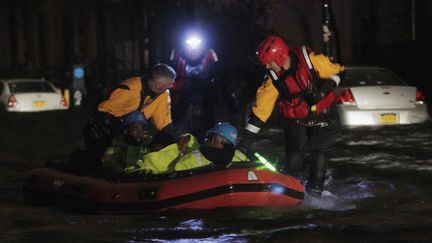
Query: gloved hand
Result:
<box><xmin>177</xmin><ymin>134</ymin><xmax>191</xmax><ymax>155</ymax></box>
<box><xmin>238</xmin><ymin>129</ymin><xmax>257</xmax><ymax>161</ymax></box>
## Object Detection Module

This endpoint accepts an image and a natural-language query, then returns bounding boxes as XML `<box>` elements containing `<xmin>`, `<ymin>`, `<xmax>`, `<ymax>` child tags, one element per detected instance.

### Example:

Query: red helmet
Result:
<box><xmin>257</xmin><ymin>36</ymin><xmax>289</xmax><ymax>67</ymax></box>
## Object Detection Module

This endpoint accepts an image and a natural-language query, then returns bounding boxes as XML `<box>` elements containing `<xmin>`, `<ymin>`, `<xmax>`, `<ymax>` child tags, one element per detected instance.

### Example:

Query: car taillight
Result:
<box><xmin>416</xmin><ymin>89</ymin><xmax>425</xmax><ymax>103</ymax></box>
<box><xmin>8</xmin><ymin>95</ymin><xmax>17</xmax><ymax>107</ymax></box>
<box><xmin>60</xmin><ymin>96</ymin><xmax>68</xmax><ymax>107</ymax></box>
<box><xmin>336</xmin><ymin>89</ymin><xmax>356</xmax><ymax>104</ymax></box>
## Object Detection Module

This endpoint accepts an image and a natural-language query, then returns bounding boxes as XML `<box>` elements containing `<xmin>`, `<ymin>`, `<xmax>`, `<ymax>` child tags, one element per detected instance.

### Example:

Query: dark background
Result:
<box><xmin>1</xmin><ymin>3</ymin><xmax>432</xmax><ymax>241</ymax></box>
<box><xmin>0</xmin><ymin>0</ymin><xmax>431</xmax><ymax>105</ymax></box>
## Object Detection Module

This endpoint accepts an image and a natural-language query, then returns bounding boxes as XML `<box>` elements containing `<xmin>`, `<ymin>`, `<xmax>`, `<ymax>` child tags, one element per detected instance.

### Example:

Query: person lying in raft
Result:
<box><xmin>125</xmin><ymin>122</ymin><xmax>248</xmax><ymax>174</ymax></box>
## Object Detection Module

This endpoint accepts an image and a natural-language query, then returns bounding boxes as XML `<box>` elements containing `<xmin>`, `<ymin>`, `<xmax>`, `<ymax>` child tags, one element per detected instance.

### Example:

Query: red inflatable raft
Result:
<box><xmin>23</xmin><ymin>163</ymin><xmax>304</xmax><ymax>212</ymax></box>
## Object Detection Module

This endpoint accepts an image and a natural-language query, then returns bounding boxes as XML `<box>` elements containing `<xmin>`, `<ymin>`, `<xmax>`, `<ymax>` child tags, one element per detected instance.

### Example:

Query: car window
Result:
<box><xmin>340</xmin><ymin>69</ymin><xmax>406</xmax><ymax>87</ymax></box>
<box><xmin>9</xmin><ymin>81</ymin><xmax>56</xmax><ymax>93</ymax></box>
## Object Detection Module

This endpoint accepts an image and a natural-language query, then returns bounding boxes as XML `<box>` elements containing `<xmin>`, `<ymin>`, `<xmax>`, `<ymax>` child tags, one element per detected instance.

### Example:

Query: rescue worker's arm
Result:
<box><xmin>142</xmin><ymin>91</ymin><xmax>172</xmax><ymax>131</ymax></box>
<box><xmin>98</xmin><ymin>78</ymin><xmax>141</xmax><ymax>117</ymax></box>
<box><xmin>239</xmin><ymin>77</ymin><xmax>279</xmax><ymax>160</ymax></box>
<box><xmin>305</xmin><ymin>53</ymin><xmax>345</xmax><ymax>103</ymax></box>
<box><xmin>245</xmin><ymin>77</ymin><xmax>279</xmax><ymax>134</ymax></box>
<box><xmin>309</xmin><ymin>52</ymin><xmax>344</xmax><ymax>80</ymax></box>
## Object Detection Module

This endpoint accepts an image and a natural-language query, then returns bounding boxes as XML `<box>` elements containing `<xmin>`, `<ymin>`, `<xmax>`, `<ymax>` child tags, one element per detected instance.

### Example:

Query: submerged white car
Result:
<box><xmin>0</xmin><ymin>79</ymin><xmax>68</xmax><ymax>112</ymax></box>
<box><xmin>335</xmin><ymin>66</ymin><xmax>429</xmax><ymax>126</ymax></box>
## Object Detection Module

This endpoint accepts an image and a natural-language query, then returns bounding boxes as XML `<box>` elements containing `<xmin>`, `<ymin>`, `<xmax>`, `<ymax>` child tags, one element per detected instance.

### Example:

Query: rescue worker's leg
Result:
<box><xmin>307</xmin><ymin>112</ymin><xmax>340</xmax><ymax>195</ymax></box>
<box><xmin>191</xmin><ymin>100</ymin><xmax>215</xmax><ymax>143</ymax></box>
<box><xmin>307</xmin><ymin>151</ymin><xmax>327</xmax><ymax>195</ymax></box>
<box><xmin>282</xmin><ymin>121</ymin><xmax>308</xmax><ymax>178</ymax></box>
<box><xmin>172</xmin><ymin>99</ymin><xmax>189</xmax><ymax>137</ymax></box>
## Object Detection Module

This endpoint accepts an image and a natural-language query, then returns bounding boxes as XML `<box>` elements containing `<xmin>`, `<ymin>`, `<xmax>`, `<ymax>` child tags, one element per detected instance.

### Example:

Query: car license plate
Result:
<box><xmin>33</xmin><ymin>101</ymin><xmax>45</xmax><ymax>107</ymax></box>
<box><xmin>380</xmin><ymin>113</ymin><xmax>399</xmax><ymax>124</ymax></box>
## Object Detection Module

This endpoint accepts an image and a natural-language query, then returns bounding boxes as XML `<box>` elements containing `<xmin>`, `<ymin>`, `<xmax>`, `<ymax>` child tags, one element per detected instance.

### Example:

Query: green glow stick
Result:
<box><xmin>254</xmin><ymin>152</ymin><xmax>277</xmax><ymax>172</ymax></box>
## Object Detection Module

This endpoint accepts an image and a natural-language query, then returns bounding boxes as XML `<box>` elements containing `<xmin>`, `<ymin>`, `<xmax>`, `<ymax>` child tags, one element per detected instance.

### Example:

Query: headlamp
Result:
<box><xmin>185</xmin><ymin>36</ymin><xmax>202</xmax><ymax>49</ymax></box>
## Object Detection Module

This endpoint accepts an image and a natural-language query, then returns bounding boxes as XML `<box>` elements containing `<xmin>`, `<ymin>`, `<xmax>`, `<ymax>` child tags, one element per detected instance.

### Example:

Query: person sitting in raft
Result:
<box><xmin>125</xmin><ymin>122</ymin><xmax>248</xmax><ymax>174</ymax></box>
<box><xmin>173</xmin><ymin>122</ymin><xmax>248</xmax><ymax>171</ymax></box>
<box><xmin>100</xmin><ymin>110</ymin><xmax>169</xmax><ymax>177</ymax></box>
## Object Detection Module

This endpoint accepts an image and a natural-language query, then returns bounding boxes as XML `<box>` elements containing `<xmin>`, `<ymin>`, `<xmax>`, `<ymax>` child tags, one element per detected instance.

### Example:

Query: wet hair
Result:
<box><xmin>148</xmin><ymin>63</ymin><xmax>176</xmax><ymax>83</ymax></box>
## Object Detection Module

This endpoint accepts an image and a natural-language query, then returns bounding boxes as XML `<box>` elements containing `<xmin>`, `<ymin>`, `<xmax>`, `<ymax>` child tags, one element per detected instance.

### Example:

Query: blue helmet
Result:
<box><xmin>207</xmin><ymin>122</ymin><xmax>238</xmax><ymax>146</ymax></box>
<box><xmin>123</xmin><ymin>111</ymin><xmax>146</xmax><ymax>127</ymax></box>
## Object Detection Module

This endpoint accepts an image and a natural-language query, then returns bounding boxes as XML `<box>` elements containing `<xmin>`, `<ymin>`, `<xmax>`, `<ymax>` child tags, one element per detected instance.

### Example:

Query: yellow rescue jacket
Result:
<box><xmin>133</xmin><ymin>143</ymin><xmax>181</xmax><ymax>173</ymax></box>
<box><xmin>173</xmin><ymin>149</ymin><xmax>248</xmax><ymax>171</ymax></box>
<box><xmin>98</xmin><ymin>77</ymin><xmax>172</xmax><ymax>131</ymax></box>
<box><xmin>232</xmin><ymin>150</ymin><xmax>248</xmax><ymax>162</ymax></box>
<box><xmin>251</xmin><ymin>51</ymin><xmax>344</xmax><ymax>124</ymax></box>
<box><xmin>125</xmin><ymin>133</ymin><xmax>199</xmax><ymax>174</ymax></box>
<box><xmin>126</xmin><ymin>135</ymin><xmax>248</xmax><ymax>174</ymax></box>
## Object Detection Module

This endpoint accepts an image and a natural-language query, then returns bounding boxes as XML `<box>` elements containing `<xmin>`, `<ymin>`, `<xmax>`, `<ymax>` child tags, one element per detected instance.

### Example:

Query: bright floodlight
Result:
<box><xmin>185</xmin><ymin>36</ymin><xmax>202</xmax><ymax>49</ymax></box>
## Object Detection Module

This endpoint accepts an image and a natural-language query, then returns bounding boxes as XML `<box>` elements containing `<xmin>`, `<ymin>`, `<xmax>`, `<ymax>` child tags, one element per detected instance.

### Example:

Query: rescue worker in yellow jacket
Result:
<box><xmin>240</xmin><ymin>36</ymin><xmax>344</xmax><ymax>196</ymax></box>
<box><xmin>98</xmin><ymin>63</ymin><xmax>175</xmax><ymax>130</ymax></box>
<box><xmin>83</xmin><ymin>63</ymin><xmax>177</xmax><ymax>155</ymax></box>
<box><xmin>126</xmin><ymin>122</ymin><xmax>247</xmax><ymax>174</ymax></box>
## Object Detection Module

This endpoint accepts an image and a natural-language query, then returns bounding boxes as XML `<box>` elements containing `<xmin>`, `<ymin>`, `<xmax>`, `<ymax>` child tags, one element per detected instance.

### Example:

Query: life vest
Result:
<box><xmin>270</xmin><ymin>46</ymin><xmax>336</xmax><ymax>120</ymax></box>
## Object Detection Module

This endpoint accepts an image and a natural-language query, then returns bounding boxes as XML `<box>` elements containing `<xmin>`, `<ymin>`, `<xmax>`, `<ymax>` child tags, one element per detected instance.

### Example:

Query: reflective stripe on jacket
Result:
<box><xmin>232</xmin><ymin>150</ymin><xmax>248</xmax><ymax>162</ymax></box>
<box><xmin>174</xmin><ymin>150</ymin><xmax>213</xmax><ymax>171</ymax></box>
<box><xmin>98</xmin><ymin>77</ymin><xmax>172</xmax><ymax>131</ymax></box>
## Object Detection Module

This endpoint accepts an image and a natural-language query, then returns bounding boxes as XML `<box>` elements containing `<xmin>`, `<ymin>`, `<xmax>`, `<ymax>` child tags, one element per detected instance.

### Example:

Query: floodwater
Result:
<box><xmin>1</xmin><ymin>110</ymin><xmax>432</xmax><ymax>242</ymax></box>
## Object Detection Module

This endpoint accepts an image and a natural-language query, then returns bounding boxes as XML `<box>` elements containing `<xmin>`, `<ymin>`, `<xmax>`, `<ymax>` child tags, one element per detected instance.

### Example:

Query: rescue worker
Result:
<box><xmin>101</xmin><ymin>111</ymin><xmax>152</xmax><ymax>177</ymax></box>
<box><xmin>169</xmin><ymin>34</ymin><xmax>239</xmax><ymax>142</ymax></box>
<box><xmin>126</xmin><ymin>122</ymin><xmax>247</xmax><ymax>174</ymax></box>
<box><xmin>83</xmin><ymin>63</ymin><xmax>177</xmax><ymax>155</ymax></box>
<box><xmin>240</xmin><ymin>36</ymin><xmax>344</xmax><ymax>196</ymax></box>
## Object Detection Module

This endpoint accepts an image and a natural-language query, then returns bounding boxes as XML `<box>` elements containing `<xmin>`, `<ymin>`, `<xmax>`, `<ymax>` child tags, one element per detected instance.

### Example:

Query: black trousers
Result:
<box><xmin>172</xmin><ymin>96</ymin><xmax>215</xmax><ymax>143</ymax></box>
<box><xmin>282</xmin><ymin>110</ymin><xmax>340</xmax><ymax>191</ymax></box>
